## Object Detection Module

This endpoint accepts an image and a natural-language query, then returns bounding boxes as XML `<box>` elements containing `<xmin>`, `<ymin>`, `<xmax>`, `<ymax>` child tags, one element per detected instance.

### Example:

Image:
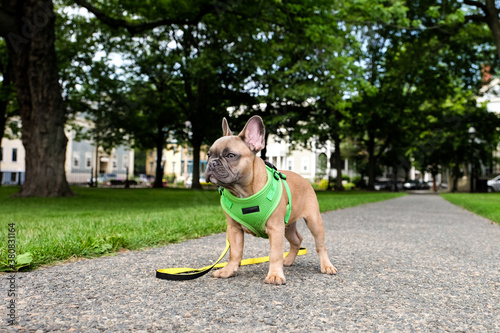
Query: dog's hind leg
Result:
<box><xmin>303</xmin><ymin>210</ymin><xmax>337</xmax><ymax>275</ymax></box>
<box><xmin>284</xmin><ymin>221</ymin><xmax>302</xmax><ymax>266</ymax></box>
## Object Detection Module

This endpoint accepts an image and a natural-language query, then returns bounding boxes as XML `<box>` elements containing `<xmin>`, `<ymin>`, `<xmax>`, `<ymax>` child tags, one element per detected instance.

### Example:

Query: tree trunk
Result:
<box><xmin>392</xmin><ymin>165</ymin><xmax>399</xmax><ymax>192</ymax></box>
<box><xmin>484</xmin><ymin>0</ymin><xmax>500</xmax><ymax>62</ymax></box>
<box><xmin>191</xmin><ymin>134</ymin><xmax>202</xmax><ymax>189</ymax></box>
<box><xmin>333</xmin><ymin>132</ymin><xmax>344</xmax><ymax>191</ymax></box>
<box><xmin>0</xmin><ymin>45</ymin><xmax>13</xmax><ymax>187</ymax></box>
<box><xmin>260</xmin><ymin>131</ymin><xmax>270</xmax><ymax>162</ymax></box>
<box><xmin>451</xmin><ymin>161</ymin><xmax>460</xmax><ymax>193</ymax></box>
<box><xmin>0</xmin><ymin>56</ymin><xmax>11</xmax><ymax>144</ymax></box>
<box><xmin>153</xmin><ymin>129</ymin><xmax>165</xmax><ymax>188</ymax></box>
<box><xmin>4</xmin><ymin>0</ymin><xmax>72</xmax><ymax>197</ymax></box>
<box><xmin>367</xmin><ymin>135</ymin><xmax>376</xmax><ymax>190</ymax></box>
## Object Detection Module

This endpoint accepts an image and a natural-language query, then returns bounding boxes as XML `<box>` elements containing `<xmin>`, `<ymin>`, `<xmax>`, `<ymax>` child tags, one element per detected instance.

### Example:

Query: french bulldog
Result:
<box><xmin>205</xmin><ymin>116</ymin><xmax>337</xmax><ymax>285</ymax></box>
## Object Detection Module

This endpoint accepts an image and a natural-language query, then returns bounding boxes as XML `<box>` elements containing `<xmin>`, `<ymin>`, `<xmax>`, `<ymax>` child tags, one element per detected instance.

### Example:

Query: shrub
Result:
<box><xmin>165</xmin><ymin>173</ymin><xmax>176</xmax><ymax>184</ymax></box>
<box><xmin>318</xmin><ymin>179</ymin><xmax>329</xmax><ymax>190</ymax></box>
<box><xmin>344</xmin><ymin>182</ymin><xmax>355</xmax><ymax>191</ymax></box>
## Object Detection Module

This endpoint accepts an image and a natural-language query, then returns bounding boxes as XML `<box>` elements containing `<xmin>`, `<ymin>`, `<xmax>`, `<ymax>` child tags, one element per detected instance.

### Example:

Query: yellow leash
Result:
<box><xmin>156</xmin><ymin>239</ymin><xmax>307</xmax><ymax>280</ymax></box>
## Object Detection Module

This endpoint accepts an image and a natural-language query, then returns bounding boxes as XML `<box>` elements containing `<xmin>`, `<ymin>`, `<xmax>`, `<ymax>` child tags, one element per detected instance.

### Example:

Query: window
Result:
<box><xmin>12</xmin><ymin>148</ymin><xmax>17</xmax><ymax>162</ymax></box>
<box><xmin>112</xmin><ymin>155</ymin><xmax>117</xmax><ymax>169</ymax></box>
<box><xmin>85</xmin><ymin>152</ymin><xmax>92</xmax><ymax>169</ymax></box>
<box><xmin>0</xmin><ymin>147</ymin><xmax>3</xmax><ymax>162</ymax></box>
<box><xmin>287</xmin><ymin>159</ymin><xmax>293</xmax><ymax>171</ymax></box>
<box><xmin>73</xmin><ymin>152</ymin><xmax>80</xmax><ymax>168</ymax></box>
<box><xmin>302</xmin><ymin>157</ymin><xmax>310</xmax><ymax>173</ymax></box>
<box><xmin>10</xmin><ymin>172</ymin><xmax>16</xmax><ymax>182</ymax></box>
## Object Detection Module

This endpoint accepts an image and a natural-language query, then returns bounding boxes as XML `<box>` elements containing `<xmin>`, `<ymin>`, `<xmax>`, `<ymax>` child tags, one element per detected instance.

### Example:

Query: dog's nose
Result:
<box><xmin>209</xmin><ymin>159</ymin><xmax>220</xmax><ymax>169</ymax></box>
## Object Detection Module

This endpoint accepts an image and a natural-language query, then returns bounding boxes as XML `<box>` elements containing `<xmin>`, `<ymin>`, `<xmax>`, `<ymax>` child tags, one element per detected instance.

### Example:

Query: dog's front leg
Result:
<box><xmin>264</xmin><ymin>218</ymin><xmax>286</xmax><ymax>285</ymax></box>
<box><xmin>212</xmin><ymin>216</ymin><xmax>243</xmax><ymax>279</ymax></box>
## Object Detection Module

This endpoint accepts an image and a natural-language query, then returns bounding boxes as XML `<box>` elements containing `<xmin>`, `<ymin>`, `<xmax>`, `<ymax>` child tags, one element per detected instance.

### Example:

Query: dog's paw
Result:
<box><xmin>283</xmin><ymin>256</ymin><xmax>295</xmax><ymax>267</ymax></box>
<box><xmin>212</xmin><ymin>267</ymin><xmax>236</xmax><ymax>279</ymax></box>
<box><xmin>321</xmin><ymin>265</ymin><xmax>337</xmax><ymax>275</ymax></box>
<box><xmin>264</xmin><ymin>273</ymin><xmax>286</xmax><ymax>285</ymax></box>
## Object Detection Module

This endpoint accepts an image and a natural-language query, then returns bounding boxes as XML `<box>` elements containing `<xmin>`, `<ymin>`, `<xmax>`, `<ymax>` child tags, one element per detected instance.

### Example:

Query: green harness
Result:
<box><xmin>219</xmin><ymin>166</ymin><xmax>292</xmax><ymax>239</ymax></box>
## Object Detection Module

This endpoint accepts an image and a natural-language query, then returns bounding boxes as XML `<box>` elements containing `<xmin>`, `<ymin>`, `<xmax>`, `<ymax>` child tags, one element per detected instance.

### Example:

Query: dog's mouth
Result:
<box><xmin>205</xmin><ymin>172</ymin><xmax>217</xmax><ymax>185</ymax></box>
<box><xmin>205</xmin><ymin>167</ymin><xmax>235</xmax><ymax>186</ymax></box>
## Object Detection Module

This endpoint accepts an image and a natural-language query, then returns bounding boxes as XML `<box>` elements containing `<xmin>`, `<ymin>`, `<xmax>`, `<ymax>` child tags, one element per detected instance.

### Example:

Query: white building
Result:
<box><xmin>64</xmin><ymin>117</ymin><xmax>134</xmax><ymax>184</ymax></box>
<box><xmin>265</xmin><ymin>135</ymin><xmax>354</xmax><ymax>182</ymax></box>
<box><xmin>477</xmin><ymin>78</ymin><xmax>500</xmax><ymax>175</ymax></box>
<box><xmin>0</xmin><ymin>138</ymin><xmax>25</xmax><ymax>185</ymax></box>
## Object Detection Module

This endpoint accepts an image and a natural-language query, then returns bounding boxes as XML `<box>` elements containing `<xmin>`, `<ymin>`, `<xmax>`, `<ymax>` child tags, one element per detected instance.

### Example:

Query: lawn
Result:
<box><xmin>0</xmin><ymin>186</ymin><xmax>405</xmax><ymax>271</ymax></box>
<box><xmin>441</xmin><ymin>193</ymin><xmax>500</xmax><ymax>225</ymax></box>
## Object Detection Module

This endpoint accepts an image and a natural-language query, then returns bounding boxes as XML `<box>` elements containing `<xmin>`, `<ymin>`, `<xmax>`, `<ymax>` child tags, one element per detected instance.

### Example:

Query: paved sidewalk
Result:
<box><xmin>3</xmin><ymin>195</ymin><xmax>500</xmax><ymax>332</ymax></box>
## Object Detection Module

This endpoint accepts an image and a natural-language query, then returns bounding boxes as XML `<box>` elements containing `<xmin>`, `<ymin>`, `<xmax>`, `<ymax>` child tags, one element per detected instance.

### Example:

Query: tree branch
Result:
<box><xmin>464</xmin><ymin>0</ymin><xmax>488</xmax><ymax>13</ymax></box>
<box><xmin>72</xmin><ymin>0</ymin><xmax>215</xmax><ymax>35</ymax></box>
<box><xmin>465</xmin><ymin>13</ymin><xmax>487</xmax><ymax>23</ymax></box>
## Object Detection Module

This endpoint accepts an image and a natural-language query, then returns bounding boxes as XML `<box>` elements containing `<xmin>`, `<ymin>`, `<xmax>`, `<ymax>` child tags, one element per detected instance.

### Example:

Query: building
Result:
<box><xmin>0</xmin><ymin>138</ymin><xmax>25</xmax><ymax>185</ymax></box>
<box><xmin>64</xmin><ymin>117</ymin><xmax>134</xmax><ymax>184</ymax></box>
<box><xmin>477</xmin><ymin>77</ymin><xmax>500</xmax><ymax>176</ymax></box>
<box><xmin>145</xmin><ymin>143</ymin><xmax>209</xmax><ymax>185</ymax></box>
<box><xmin>144</xmin><ymin>135</ymin><xmax>354</xmax><ymax>186</ymax></box>
<box><xmin>0</xmin><ymin>116</ymin><xmax>134</xmax><ymax>185</ymax></box>
<box><xmin>265</xmin><ymin>135</ymin><xmax>354</xmax><ymax>182</ymax></box>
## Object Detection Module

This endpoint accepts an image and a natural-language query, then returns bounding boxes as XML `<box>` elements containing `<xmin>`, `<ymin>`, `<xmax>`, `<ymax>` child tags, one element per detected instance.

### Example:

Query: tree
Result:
<box><xmin>0</xmin><ymin>0</ymin><xmax>73</xmax><ymax>197</ymax></box>
<box><xmin>465</xmin><ymin>0</ymin><xmax>500</xmax><ymax>62</ymax></box>
<box><xmin>0</xmin><ymin>40</ymin><xmax>14</xmax><ymax>143</ymax></box>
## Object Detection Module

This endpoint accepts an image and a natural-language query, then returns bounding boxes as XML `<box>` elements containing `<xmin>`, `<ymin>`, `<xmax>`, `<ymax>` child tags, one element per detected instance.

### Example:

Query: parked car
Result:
<box><xmin>403</xmin><ymin>180</ymin><xmax>430</xmax><ymax>190</ymax></box>
<box><xmin>403</xmin><ymin>180</ymin><xmax>418</xmax><ymax>190</ymax></box>
<box><xmin>374</xmin><ymin>180</ymin><xmax>404</xmax><ymax>191</ymax></box>
<box><xmin>374</xmin><ymin>180</ymin><xmax>390</xmax><ymax>191</ymax></box>
<box><xmin>87</xmin><ymin>173</ymin><xmax>117</xmax><ymax>186</ymax></box>
<box><xmin>487</xmin><ymin>175</ymin><xmax>500</xmax><ymax>192</ymax></box>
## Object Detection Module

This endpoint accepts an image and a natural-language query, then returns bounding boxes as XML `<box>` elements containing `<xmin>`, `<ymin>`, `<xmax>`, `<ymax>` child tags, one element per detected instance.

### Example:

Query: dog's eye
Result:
<box><xmin>226</xmin><ymin>153</ymin><xmax>236</xmax><ymax>158</ymax></box>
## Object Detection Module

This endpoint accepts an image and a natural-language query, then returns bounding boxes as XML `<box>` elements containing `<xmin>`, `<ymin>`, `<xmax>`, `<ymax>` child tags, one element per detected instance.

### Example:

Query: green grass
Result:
<box><xmin>316</xmin><ymin>191</ymin><xmax>406</xmax><ymax>212</ymax></box>
<box><xmin>0</xmin><ymin>186</ymin><xmax>404</xmax><ymax>271</ymax></box>
<box><xmin>441</xmin><ymin>193</ymin><xmax>500</xmax><ymax>225</ymax></box>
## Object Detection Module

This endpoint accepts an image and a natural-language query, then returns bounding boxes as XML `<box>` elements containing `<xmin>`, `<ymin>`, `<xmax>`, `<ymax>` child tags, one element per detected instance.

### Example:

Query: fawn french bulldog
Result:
<box><xmin>205</xmin><ymin>116</ymin><xmax>337</xmax><ymax>285</ymax></box>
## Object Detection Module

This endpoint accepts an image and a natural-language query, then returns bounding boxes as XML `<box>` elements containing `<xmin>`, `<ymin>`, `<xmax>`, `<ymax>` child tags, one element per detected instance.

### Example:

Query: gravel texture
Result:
<box><xmin>2</xmin><ymin>194</ymin><xmax>500</xmax><ymax>332</ymax></box>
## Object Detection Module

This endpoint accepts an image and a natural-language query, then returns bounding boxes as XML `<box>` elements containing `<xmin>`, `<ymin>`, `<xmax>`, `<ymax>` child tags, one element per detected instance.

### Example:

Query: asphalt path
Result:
<box><xmin>3</xmin><ymin>194</ymin><xmax>500</xmax><ymax>332</ymax></box>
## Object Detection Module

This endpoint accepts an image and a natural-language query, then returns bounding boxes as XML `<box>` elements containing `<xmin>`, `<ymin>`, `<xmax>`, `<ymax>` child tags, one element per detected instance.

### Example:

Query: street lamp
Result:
<box><xmin>469</xmin><ymin>127</ymin><xmax>476</xmax><ymax>193</ymax></box>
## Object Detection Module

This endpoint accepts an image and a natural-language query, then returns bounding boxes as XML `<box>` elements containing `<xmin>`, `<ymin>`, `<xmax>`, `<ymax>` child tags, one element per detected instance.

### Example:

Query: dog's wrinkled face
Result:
<box><xmin>205</xmin><ymin>116</ymin><xmax>265</xmax><ymax>188</ymax></box>
<box><xmin>205</xmin><ymin>137</ymin><xmax>252</xmax><ymax>186</ymax></box>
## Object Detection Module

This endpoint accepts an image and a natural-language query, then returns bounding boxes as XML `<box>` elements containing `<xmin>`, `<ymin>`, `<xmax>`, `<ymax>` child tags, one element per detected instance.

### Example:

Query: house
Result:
<box><xmin>0</xmin><ymin>138</ymin><xmax>25</xmax><ymax>185</ymax></box>
<box><xmin>65</xmin><ymin>117</ymin><xmax>134</xmax><ymax>184</ymax></box>
<box><xmin>265</xmin><ymin>135</ymin><xmax>354</xmax><ymax>182</ymax></box>
<box><xmin>0</xmin><ymin>116</ymin><xmax>134</xmax><ymax>185</ymax></box>
<box><xmin>145</xmin><ymin>135</ymin><xmax>355</xmax><ymax>185</ymax></box>
<box><xmin>477</xmin><ymin>77</ymin><xmax>500</xmax><ymax>176</ymax></box>
<box><xmin>145</xmin><ymin>143</ymin><xmax>208</xmax><ymax>185</ymax></box>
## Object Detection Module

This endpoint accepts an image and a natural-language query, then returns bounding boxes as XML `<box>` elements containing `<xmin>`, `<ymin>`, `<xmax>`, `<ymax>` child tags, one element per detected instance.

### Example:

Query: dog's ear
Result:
<box><xmin>238</xmin><ymin>116</ymin><xmax>265</xmax><ymax>153</ymax></box>
<box><xmin>222</xmin><ymin>118</ymin><xmax>233</xmax><ymax>136</ymax></box>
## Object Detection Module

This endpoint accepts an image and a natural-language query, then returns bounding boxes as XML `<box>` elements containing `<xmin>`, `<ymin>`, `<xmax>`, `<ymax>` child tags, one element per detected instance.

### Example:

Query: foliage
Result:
<box><xmin>318</xmin><ymin>179</ymin><xmax>329</xmax><ymax>190</ymax></box>
<box><xmin>2</xmin><ymin>0</ymin><xmax>500</xmax><ymax>196</ymax></box>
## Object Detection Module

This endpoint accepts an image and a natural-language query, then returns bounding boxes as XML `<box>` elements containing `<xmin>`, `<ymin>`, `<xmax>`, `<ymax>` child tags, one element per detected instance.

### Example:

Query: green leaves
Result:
<box><xmin>0</xmin><ymin>252</ymin><xmax>34</xmax><ymax>272</ymax></box>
